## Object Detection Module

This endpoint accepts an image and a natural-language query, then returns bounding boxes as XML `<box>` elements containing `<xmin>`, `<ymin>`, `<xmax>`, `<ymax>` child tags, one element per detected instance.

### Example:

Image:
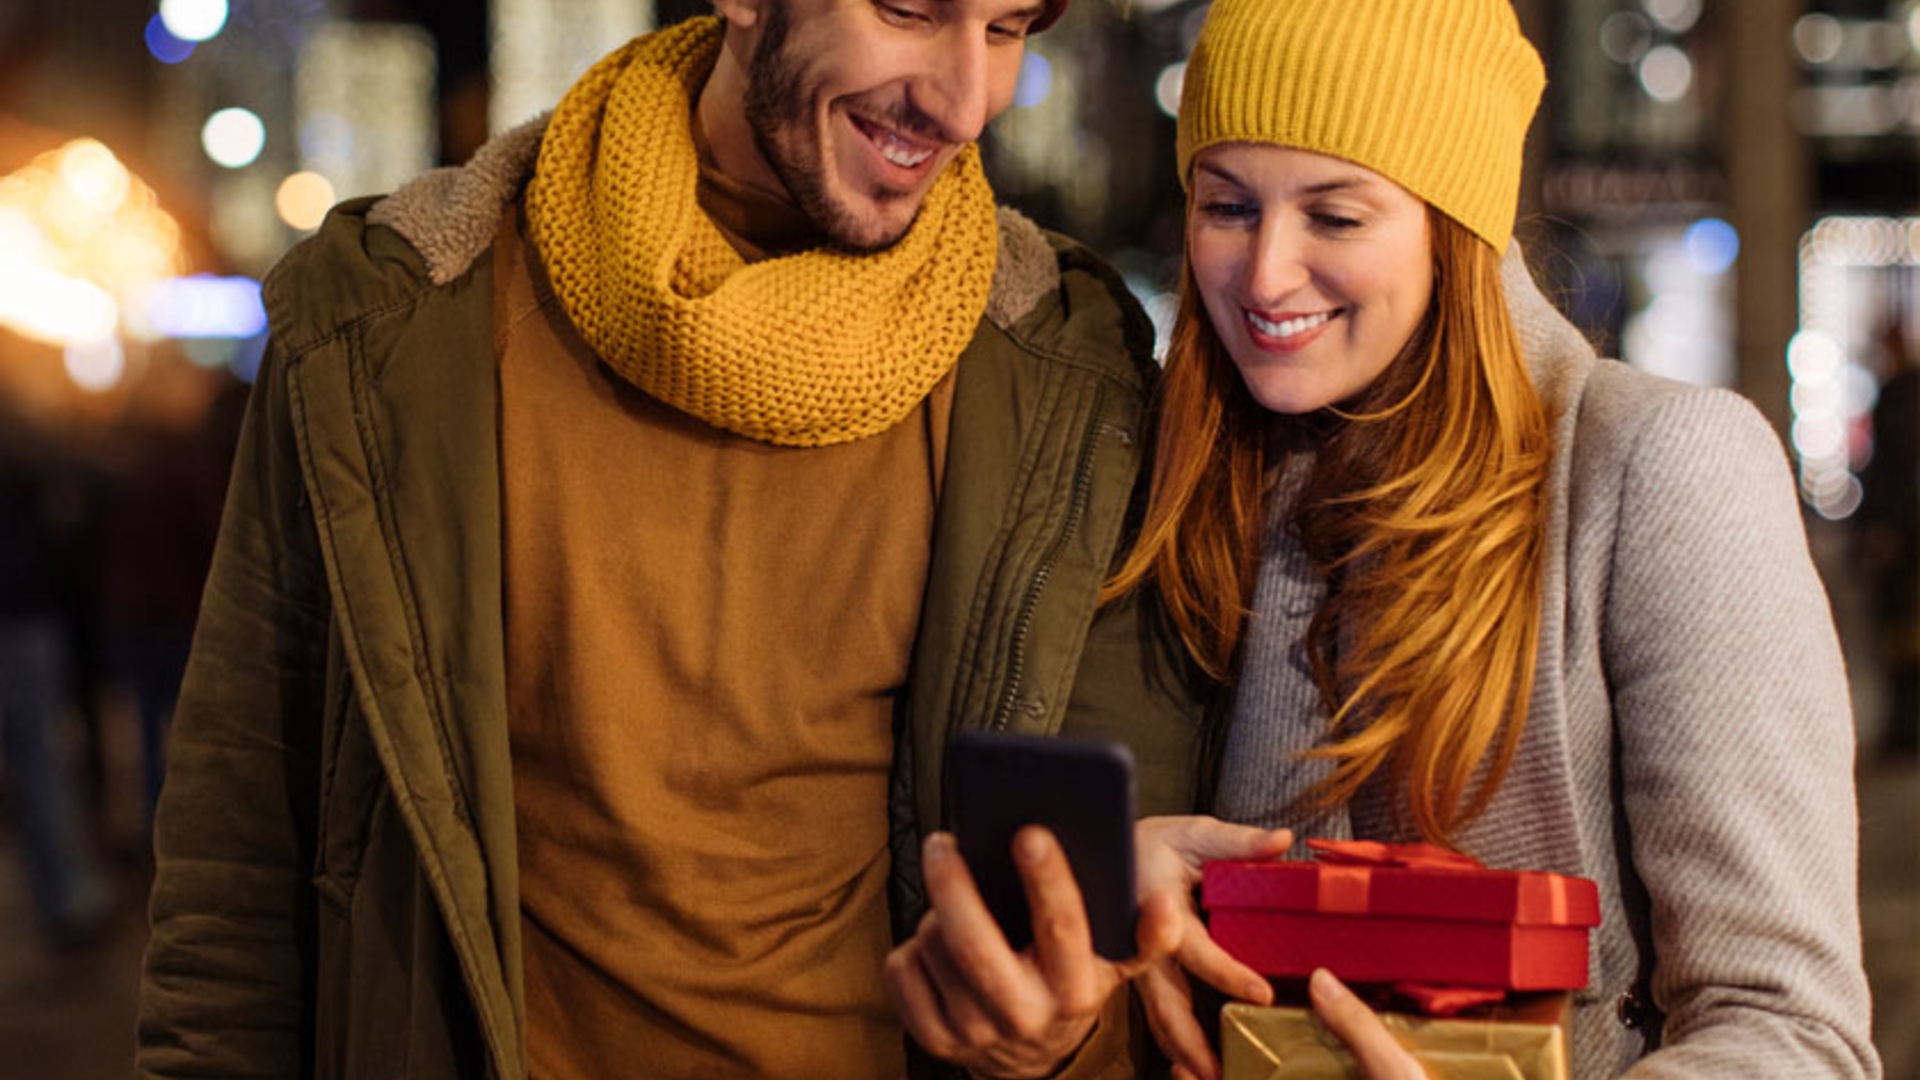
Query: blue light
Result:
<box><xmin>1683</xmin><ymin>218</ymin><xmax>1740</xmax><ymax>276</ymax></box>
<box><xmin>144</xmin><ymin>15</ymin><xmax>196</xmax><ymax>65</ymax></box>
<box><xmin>145</xmin><ymin>275</ymin><xmax>268</xmax><ymax>339</ymax></box>
<box><xmin>1014</xmin><ymin>53</ymin><xmax>1053</xmax><ymax>109</ymax></box>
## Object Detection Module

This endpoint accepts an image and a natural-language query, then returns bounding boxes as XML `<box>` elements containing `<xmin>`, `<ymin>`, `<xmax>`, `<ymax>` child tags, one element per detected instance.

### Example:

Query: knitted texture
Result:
<box><xmin>1176</xmin><ymin>0</ymin><xmax>1544</xmax><ymax>250</ymax></box>
<box><xmin>524</xmin><ymin>16</ymin><xmax>1000</xmax><ymax>448</ymax></box>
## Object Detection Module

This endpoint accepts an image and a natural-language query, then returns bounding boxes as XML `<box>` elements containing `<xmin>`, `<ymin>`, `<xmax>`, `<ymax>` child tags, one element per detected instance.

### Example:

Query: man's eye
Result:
<box><xmin>876</xmin><ymin>2</ymin><xmax>929</xmax><ymax>25</ymax></box>
<box><xmin>988</xmin><ymin>20</ymin><xmax>1032</xmax><ymax>41</ymax></box>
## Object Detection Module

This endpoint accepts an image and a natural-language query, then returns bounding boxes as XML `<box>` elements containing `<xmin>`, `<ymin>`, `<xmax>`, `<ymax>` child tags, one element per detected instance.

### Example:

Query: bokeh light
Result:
<box><xmin>142</xmin><ymin>275</ymin><xmax>268</xmax><ymax>339</ymax></box>
<box><xmin>57</xmin><ymin>140</ymin><xmax>132</xmax><ymax>218</ymax></box>
<box><xmin>1637</xmin><ymin>45</ymin><xmax>1695</xmax><ymax>102</ymax></box>
<box><xmin>275</xmin><ymin>171</ymin><xmax>336</xmax><ymax>230</ymax></box>
<box><xmin>1600</xmin><ymin>12</ymin><xmax>1653</xmax><ymax>65</ymax></box>
<box><xmin>0</xmin><ymin>139</ymin><xmax>184</xmax><ymax>347</ymax></box>
<box><xmin>1793</xmin><ymin>14</ymin><xmax>1845</xmax><ymax>66</ymax></box>
<box><xmin>202</xmin><ymin>107</ymin><xmax>266</xmax><ymax>169</ymax></box>
<box><xmin>1683</xmin><ymin>218</ymin><xmax>1741</xmax><ymax>276</ymax></box>
<box><xmin>0</xmin><ymin>258</ymin><xmax>120</xmax><ymax>346</ymax></box>
<box><xmin>63</xmin><ymin>335</ymin><xmax>127</xmax><ymax>393</ymax></box>
<box><xmin>1155</xmin><ymin>62</ymin><xmax>1186</xmax><ymax>119</ymax></box>
<box><xmin>1787</xmin><ymin>330</ymin><xmax>1844</xmax><ymax>385</ymax></box>
<box><xmin>1790</xmin><ymin>217</ymin><xmax>1920</xmax><ymax>518</ymax></box>
<box><xmin>1641</xmin><ymin>0</ymin><xmax>1703</xmax><ymax>35</ymax></box>
<box><xmin>159</xmin><ymin>0</ymin><xmax>229</xmax><ymax>43</ymax></box>
<box><xmin>1014</xmin><ymin>53</ymin><xmax>1053</xmax><ymax>110</ymax></box>
<box><xmin>144</xmin><ymin>15</ymin><xmax>196</xmax><ymax>64</ymax></box>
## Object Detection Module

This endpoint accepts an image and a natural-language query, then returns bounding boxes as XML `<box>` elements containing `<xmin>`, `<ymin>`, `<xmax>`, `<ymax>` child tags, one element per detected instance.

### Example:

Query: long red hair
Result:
<box><xmin>1105</xmin><ymin>207</ymin><xmax>1553</xmax><ymax>843</ymax></box>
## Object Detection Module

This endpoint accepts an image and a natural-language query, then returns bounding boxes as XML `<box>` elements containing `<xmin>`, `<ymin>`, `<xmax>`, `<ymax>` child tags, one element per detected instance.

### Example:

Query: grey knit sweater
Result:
<box><xmin>1214</xmin><ymin>250</ymin><xmax>1880</xmax><ymax>1079</ymax></box>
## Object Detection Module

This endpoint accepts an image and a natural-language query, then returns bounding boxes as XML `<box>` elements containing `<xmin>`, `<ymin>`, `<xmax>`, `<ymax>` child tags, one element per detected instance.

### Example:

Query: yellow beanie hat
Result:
<box><xmin>1176</xmin><ymin>0</ymin><xmax>1545</xmax><ymax>251</ymax></box>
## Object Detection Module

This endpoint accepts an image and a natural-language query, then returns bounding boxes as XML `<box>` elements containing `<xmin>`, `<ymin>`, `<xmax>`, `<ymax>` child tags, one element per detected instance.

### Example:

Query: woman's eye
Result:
<box><xmin>1312</xmin><ymin>212</ymin><xmax>1363</xmax><ymax>231</ymax></box>
<box><xmin>1200</xmin><ymin>201</ymin><xmax>1256</xmax><ymax>222</ymax></box>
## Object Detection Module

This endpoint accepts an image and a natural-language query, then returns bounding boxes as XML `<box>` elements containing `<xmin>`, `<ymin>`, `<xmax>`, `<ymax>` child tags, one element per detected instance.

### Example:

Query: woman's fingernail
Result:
<box><xmin>1244</xmin><ymin>979</ymin><xmax>1273</xmax><ymax>1005</ymax></box>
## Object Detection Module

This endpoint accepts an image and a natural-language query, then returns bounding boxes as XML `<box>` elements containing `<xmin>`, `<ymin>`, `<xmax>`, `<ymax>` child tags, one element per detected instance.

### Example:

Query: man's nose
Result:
<box><xmin>913</xmin><ymin>31</ymin><xmax>999</xmax><ymax>143</ymax></box>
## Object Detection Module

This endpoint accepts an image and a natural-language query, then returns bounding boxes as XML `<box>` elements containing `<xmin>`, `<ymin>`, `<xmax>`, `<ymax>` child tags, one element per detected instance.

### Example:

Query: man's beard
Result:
<box><xmin>741</xmin><ymin>0</ymin><xmax>919</xmax><ymax>253</ymax></box>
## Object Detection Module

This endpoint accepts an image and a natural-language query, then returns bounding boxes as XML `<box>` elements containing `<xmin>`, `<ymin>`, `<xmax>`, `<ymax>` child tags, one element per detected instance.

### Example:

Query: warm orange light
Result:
<box><xmin>0</xmin><ymin>138</ymin><xmax>186</xmax><ymax>346</ymax></box>
<box><xmin>275</xmin><ymin>171</ymin><xmax>336</xmax><ymax>231</ymax></box>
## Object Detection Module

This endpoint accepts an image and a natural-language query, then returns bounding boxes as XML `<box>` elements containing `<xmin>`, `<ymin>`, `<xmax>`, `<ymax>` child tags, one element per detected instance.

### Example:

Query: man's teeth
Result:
<box><xmin>875</xmin><ymin>130</ymin><xmax>933</xmax><ymax>168</ymax></box>
<box><xmin>1248</xmin><ymin>310</ymin><xmax>1336</xmax><ymax>338</ymax></box>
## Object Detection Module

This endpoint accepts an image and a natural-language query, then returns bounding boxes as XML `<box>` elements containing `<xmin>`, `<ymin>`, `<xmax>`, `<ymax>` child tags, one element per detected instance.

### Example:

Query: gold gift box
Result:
<box><xmin>1221</xmin><ymin>993</ymin><xmax>1570</xmax><ymax>1080</ymax></box>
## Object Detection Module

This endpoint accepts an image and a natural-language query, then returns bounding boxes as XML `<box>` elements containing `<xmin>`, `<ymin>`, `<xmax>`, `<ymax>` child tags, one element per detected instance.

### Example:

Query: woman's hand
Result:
<box><xmin>1306</xmin><ymin>969</ymin><xmax>1429</xmax><ymax>1080</ymax></box>
<box><xmin>1131</xmin><ymin>816</ymin><xmax>1291</xmax><ymax>1080</ymax></box>
<box><xmin>884</xmin><ymin>827</ymin><xmax>1184</xmax><ymax>1078</ymax></box>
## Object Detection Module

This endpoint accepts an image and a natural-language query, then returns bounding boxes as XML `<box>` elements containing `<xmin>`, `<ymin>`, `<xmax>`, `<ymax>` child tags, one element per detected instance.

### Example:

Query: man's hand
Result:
<box><xmin>1131</xmin><ymin>815</ymin><xmax>1291</xmax><ymax>1080</ymax></box>
<box><xmin>884</xmin><ymin>827</ymin><xmax>1181</xmax><ymax>1078</ymax></box>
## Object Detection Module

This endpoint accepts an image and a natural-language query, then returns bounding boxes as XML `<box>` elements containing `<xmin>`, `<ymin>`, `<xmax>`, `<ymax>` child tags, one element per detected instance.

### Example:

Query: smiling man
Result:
<box><xmin>136</xmin><ymin>2</ymin><xmax>1209</xmax><ymax>1079</ymax></box>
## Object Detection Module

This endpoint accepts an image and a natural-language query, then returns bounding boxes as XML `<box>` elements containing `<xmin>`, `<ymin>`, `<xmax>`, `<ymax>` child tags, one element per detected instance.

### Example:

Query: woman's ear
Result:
<box><xmin>710</xmin><ymin>0</ymin><xmax>767</xmax><ymax>29</ymax></box>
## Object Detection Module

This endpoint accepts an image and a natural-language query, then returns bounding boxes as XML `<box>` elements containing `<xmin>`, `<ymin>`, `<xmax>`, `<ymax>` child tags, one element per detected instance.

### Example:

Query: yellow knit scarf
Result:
<box><xmin>525</xmin><ymin>16</ymin><xmax>1000</xmax><ymax>447</ymax></box>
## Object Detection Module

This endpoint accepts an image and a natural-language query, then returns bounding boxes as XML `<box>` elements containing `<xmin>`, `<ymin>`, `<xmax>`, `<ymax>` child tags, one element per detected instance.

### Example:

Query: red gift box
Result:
<box><xmin>1202</xmin><ymin>840</ymin><xmax>1600</xmax><ymax>992</ymax></box>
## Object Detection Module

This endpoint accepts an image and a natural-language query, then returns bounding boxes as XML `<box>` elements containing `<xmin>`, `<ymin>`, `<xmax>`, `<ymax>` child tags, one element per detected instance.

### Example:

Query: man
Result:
<box><xmin>136</xmin><ymin>1</ymin><xmax>1210</xmax><ymax>1078</ymax></box>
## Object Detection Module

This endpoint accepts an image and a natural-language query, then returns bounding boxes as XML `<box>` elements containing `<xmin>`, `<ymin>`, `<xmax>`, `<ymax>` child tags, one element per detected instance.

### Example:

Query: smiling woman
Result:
<box><xmin>1185</xmin><ymin>149</ymin><xmax>1434</xmax><ymax>416</ymax></box>
<box><xmin>1100</xmin><ymin>0</ymin><xmax>1882</xmax><ymax>1077</ymax></box>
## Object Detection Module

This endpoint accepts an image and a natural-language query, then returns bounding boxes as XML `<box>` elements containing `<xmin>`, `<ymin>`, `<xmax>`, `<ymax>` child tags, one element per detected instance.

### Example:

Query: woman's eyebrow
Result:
<box><xmin>1299</xmin><ymin>177</ymin><xmax>1366</xmax><ymax>195</ymax></box>
<box><xmin>1192</xmin><ymin>160</ymin><xmax>1246</xmax><ymax>188</ymax></box>
<box><xmin>1193</xmin><ymin>161</ymin><xmax>1379</xmax><ymax>197</ymax></box>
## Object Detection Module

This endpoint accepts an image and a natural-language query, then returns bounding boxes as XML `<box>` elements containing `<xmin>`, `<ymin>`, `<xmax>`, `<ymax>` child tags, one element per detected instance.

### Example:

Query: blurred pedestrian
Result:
<box><xmin>0</xmin><ymin>412</ymin><xmax>114</xmax><ymax>947</ymax></box>
<box><xmin>94</xmin><ymin>392</ymin><xmax>233</xmax><ymax>828</ymax></box>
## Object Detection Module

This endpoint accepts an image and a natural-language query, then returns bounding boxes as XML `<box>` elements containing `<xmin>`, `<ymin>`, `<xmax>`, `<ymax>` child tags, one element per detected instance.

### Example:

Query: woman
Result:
<box><xmin>886</xmin><ymin>0</ymin><xmax>1879</xmax><ymax>1077</ymax></box>
<box><xmin>1112</xmin><ymin>0</ymin><xmax>1880</xmax><ymax>1077</ymax></box>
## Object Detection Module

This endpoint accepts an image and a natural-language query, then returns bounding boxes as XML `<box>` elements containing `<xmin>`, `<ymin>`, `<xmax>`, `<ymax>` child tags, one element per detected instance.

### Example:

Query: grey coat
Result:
<box><xmin>1216</xmin><ymin>251</ymin><xmax>1880</xmax><ymax>1079</ymax></box>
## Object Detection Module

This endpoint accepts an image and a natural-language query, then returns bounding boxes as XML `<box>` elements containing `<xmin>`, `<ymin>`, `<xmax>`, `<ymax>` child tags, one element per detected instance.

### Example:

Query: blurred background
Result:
<box><xmin>0</xmin><ymin>0</ymin><xmax>1914</xmax><ymax>1075</ymax></box>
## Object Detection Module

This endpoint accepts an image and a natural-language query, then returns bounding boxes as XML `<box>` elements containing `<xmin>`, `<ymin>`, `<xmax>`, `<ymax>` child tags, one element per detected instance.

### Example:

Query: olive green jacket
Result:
<box><xmin>137</xmin><ymin>120</ymin><xmax>1209</xmax><ymax>1080</ymax></box>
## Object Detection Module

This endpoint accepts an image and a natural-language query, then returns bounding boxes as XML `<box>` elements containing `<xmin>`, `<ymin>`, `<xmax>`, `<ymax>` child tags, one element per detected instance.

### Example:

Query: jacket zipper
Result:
<box><xmin>992</xmin><ymin>384</ymin><xmax>1109</xmax><ymax>731</ymax></box>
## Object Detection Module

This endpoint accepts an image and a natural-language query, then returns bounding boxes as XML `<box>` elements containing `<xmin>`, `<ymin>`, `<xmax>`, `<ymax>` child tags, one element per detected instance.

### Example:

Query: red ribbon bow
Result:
<box><xmin>1304</xmin><ymin>840</ymin><xmax>1511</xmax><ymax>1015</ymax></box>
<box><xmin>1306</xmin><ymin>838</ymin><xmax>1482</xmax><ymax>872</ymax></box>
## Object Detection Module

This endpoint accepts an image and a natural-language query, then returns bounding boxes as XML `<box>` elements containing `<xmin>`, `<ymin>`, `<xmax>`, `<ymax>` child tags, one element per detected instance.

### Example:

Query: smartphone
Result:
<box><xmin>945</xmin><ymin>730</ymin><xmax>1138</xmax><ymax>961</ymax></box>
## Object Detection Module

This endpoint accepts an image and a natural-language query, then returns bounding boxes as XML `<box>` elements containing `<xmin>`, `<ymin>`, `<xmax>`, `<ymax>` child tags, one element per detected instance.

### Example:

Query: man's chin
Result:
<box><xmin>820</xmin><ymin>198</ymin><xmax>921</xmax><ymax>254</ymax></box>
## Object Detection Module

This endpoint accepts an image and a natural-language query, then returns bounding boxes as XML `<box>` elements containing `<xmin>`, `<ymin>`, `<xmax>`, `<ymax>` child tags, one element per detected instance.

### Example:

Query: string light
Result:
<box><xmin>1792</xmin><ymin>217</ymin><xmax>1920</xmax><ymax>519</ymax></box>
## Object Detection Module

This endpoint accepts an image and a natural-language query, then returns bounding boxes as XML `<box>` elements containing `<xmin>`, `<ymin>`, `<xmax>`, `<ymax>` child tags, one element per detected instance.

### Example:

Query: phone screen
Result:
<box><xmin>945</xmin><ymin>731</ymin><xmax>1138</xmax><ymax>960</ymax></box>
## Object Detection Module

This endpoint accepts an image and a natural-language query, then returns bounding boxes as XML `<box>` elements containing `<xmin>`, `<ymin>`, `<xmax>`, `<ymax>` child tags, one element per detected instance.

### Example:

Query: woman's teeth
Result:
<box><xmin>1248</xmin><ymin>310</ymin><xmax>1336</xmax><ymax>338</ymax></box>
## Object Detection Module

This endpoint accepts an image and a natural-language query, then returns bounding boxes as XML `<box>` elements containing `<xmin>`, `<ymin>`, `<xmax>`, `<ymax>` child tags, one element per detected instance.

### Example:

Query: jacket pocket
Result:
<box><xmin>314</xmin><ymin>631</ymin><xmax>386</xmax><ymax>909</ymax></box>
<box><xmin>313</xmin><ymin>795</ymin><xmax>485</xmax><ymax>1080</ymax></box>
